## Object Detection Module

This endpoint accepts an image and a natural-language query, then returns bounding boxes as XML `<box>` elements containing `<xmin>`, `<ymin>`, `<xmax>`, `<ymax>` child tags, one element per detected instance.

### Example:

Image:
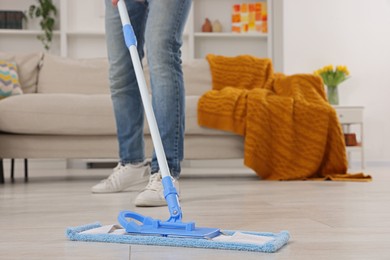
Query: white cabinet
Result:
<box><xmin>334</xmin><ymin>106</ymin><xmax>365</xmax><ymax>169</ymax></box>
<box><xmin>0</xmin><ymin>0</ymin><xmax>275</xmax><ymax>61</ymax></box>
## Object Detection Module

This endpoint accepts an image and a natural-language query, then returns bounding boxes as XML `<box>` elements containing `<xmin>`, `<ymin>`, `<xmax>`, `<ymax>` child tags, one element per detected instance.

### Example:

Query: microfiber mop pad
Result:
<box><xmin>66</xmin><ymin>223</ymin><xmax>290</xmax><ymax>253</ymax></box>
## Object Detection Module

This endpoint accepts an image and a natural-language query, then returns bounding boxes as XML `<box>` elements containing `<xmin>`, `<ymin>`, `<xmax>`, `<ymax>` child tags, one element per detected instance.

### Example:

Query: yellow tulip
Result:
<box><xmin>336</xmin><ymin>65</ymin><xmax>350</xmax><ymax>76</ymax></box>
<box><xmin>315</xmin><ymin>64</ymin><xmax>350</xmax><ymax>87</ymax></box>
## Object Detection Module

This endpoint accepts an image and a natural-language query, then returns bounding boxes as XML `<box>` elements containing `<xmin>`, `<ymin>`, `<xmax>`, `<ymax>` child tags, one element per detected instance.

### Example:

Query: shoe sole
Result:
<box><xmin>134</xmin><ymin>195</ymin><xmax>181</xmax><ymax>207</ymax></box>
<box><xmin>134</xmin><ymin>199</ymin><xmax>167</xmax><ymax>207</ymax></box>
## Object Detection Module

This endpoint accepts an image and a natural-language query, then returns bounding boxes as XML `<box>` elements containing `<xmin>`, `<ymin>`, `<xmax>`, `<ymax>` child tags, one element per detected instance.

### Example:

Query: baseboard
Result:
<box><xmin>2</xmin><ymin>159</ymin><xmax>67</xmax><ymax>170</ymax></box>
<box><xmin>66</xmin><ymin>159</ymin><xmax>117</xmax><ymax>169</ymax></box>
<box><xmin>67</xmin><ymin>158</ymin><xmax>249</xmax><ymax>169</ymax></box>
<box><xmin>4</xmin><ymin>158</ymin><xmax>390</xmax><ymax>171</ymax></box>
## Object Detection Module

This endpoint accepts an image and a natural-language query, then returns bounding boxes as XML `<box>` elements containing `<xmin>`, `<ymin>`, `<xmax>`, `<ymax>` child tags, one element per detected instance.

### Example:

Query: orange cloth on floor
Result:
<box><xmin>198</xmin><ymin>54</ymin><xmax>371</xmax><ymax>181</ymax></box>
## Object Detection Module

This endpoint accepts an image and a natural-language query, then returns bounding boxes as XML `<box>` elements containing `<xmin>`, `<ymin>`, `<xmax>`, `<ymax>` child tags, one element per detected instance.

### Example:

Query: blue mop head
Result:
<box><xmin>66</xmin><ymin>222</ymin><xmax>290</xmax><ymax>253</ymax></box>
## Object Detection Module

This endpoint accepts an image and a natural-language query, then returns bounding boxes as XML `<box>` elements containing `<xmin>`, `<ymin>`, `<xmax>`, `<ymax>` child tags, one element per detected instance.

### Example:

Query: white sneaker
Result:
<box><xmin>91</xmin><ymin>161</ymin><xmax>150</xmax><ymax>193</ymax></box>
<box><xmin>134</xmin><ymin>172</ymin><xmax>180</xmax><ymax>207</ymax></box>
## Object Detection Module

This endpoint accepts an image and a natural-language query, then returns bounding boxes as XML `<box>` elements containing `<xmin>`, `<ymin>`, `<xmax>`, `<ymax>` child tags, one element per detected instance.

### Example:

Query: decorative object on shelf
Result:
<box><xmin>201</xmin><ymin>18</ymin><xmax>212</xmax><ymax>32</ymax></box>
<box><xmin>27</xmin><ymin>0</ymin><xmax>57</xmax><ymax>50</ymax></box>
<box><xmin>314</xmin><ymin>65</ymin><xmax>350</xmax><ymax>105</ymax></box>
<box><xmin>0</xmin><ymin>11</ymin><xmax>26</xmax><ymax>29</ymax></box>
<box><xmin>232</xmin><ymin>2</ymin><xmax>267</xmax><ymax>33</ymax></box>
<box><xmin>344</xmin><ymin>133</ymin><xmax>358</xmax><ymax>146</ymax></box>
<box><xmin>212</xmin><ymin>20</ymin><xmax>223</xmax><ymax>32</ymax></box>
<box><xmin>261</xmin><ymin>13</ymin><xmax>268</xmax><ymax>33</ymax></box>
<box><xmin>231</xmin><ymin>4</ymin><xmax>241</xmax><ymax>33</ymax></box>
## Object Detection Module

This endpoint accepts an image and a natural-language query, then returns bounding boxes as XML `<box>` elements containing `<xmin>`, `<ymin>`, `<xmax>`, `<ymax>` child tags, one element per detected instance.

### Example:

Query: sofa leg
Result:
<box><xmin>0</xmin><ymin>159</ymin><xmax>4</xmax><ymax>184</ymax></box>
<box><xmin>10</xmin><ymin>159</ymin><xmax>29</xmax><ymax>183</ymax></box>
<box><xmin>11</xmin><ymin>159</ymin><xmax>15</xmax><ymax>183</ymax></box>
<box><xmin>24</xmin><ymin>159</ymin><xmax>28</xmax><ymax>182</ymax></box>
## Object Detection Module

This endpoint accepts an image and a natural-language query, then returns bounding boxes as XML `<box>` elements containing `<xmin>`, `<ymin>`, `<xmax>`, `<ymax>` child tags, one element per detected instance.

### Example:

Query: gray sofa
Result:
<box><xmin>0</xmin><ymin>52</ymin><xmax>244</xmax><ymax>183</ymax></box>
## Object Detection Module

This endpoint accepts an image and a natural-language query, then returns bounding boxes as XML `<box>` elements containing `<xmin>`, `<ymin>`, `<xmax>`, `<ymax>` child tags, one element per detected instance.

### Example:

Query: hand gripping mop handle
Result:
<box><xmin>117</xmin><ymin>0</ymin><xmax>182</xmax><ymax>222</ymax></box>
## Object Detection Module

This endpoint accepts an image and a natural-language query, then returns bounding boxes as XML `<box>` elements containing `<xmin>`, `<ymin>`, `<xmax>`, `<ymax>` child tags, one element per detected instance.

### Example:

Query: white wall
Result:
<box><xmin>283</xmin><ymin>0</ymin><xmax>390</xmax><ymax>165</ymax></box>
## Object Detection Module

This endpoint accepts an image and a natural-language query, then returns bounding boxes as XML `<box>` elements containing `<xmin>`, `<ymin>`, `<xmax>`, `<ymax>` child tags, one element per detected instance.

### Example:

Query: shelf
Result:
<box><xmin>332</xmin><ymin>105</ymin><xmax>364</xmax><ymax>109</ymax></box>
<box><xmin>0</xmin><ymin>29</ymin><xmax>60</xmax><ymax>35</ymax></box>
<box><xmin>0</xmin><ymin>0</ymin><xmax>274</xmax><ymax>59</ymax></box>
<box><xmin>66</xmin><ymin>31</ymin><xmax>105</xmax><ymax>36</ymax></box>
<box><xmin>346</xmin><ymin>146</ymin><xmax>362</xmax><ymax>152</ymax></box>
<box><xmin>334</xmin><ymin>106</ymin><xmax>365</xmax><ymax>169</ymax></box>
<box><xmin>194</xmin><ymin>32</ymin><xmax>267</xmax><ymax>38</ymax></box>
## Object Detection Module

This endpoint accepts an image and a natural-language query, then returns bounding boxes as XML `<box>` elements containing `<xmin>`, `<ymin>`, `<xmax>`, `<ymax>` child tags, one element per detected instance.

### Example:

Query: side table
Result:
<box><xmin>333</xmin><ymin>106</ymin><xmax>365</xmax><ymax>169</ymax></box>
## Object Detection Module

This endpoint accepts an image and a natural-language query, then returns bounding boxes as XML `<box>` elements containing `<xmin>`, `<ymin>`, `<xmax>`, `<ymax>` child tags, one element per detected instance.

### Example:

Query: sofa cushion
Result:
<box><xmin>0</xmin><ymin>52</ymin><xmax>43</xmax><ymax>93</ymax></box>
<box><xmin>182</xmin><ymin>59</ymin><xmax>213</xmax><ymax>96</ymax></box>
<box><xmin>37</xmin><ymin>54</ymin><xmax>211</xmax><ymax>96</ymax></box>
<box><xmin>37</xmin><ymin>54</ymin><xmax>110</xmax><ymax>95</ymax></box>
<box><xmin>0</xmin><ymin>94</ymin><xmax>116</xmax><ymax>135</ymax></box>
<box><xmin>0</xmin><ymin>94</ymin><xmax>232</xmax><ymax>136</ymax></box>
<box><xmin>0</xmin><ymin>60</ymin><xmax>23</xmax><ymax>99</ymax></box>
<box><xmin>143</xmin><ymin>59</ymin><xmax>212</xmax><ymax>96</ymax></box>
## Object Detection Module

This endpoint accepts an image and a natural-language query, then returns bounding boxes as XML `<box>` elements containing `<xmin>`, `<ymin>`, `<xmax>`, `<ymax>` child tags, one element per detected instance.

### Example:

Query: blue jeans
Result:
<box><xmin>105</xmin><ymin>0</ymin><xmax>191</xmax><ymax>179</ymax></box>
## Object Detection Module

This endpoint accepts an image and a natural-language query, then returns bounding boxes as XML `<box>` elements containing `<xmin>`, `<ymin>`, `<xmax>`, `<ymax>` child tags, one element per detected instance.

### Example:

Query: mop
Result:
<box><xmin>66</xmin><ymin>0</ymin><xmax>290</xmax><ymax>252</ymax></box>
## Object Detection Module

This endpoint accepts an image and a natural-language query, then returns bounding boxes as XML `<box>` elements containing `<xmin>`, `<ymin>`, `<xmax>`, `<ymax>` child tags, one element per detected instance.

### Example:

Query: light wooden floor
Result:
<box><xmin>1</xmin><ymin>160</ymin><xmax>390</xmax><ymax>259</ymax></box>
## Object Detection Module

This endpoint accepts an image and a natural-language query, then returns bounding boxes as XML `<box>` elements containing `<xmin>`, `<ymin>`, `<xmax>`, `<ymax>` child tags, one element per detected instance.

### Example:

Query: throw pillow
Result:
<box><xmin>0</xmin><ymin>60</ymin><xmax>23</xmax><ymax>100</ymax></box>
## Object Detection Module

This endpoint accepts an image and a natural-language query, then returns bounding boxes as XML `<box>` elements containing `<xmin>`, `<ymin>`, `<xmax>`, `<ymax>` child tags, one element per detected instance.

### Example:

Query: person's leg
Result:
<box><xmin>91</xmin><ymin>0</ymin><xmax>150</xmax><ymax>193</ymax></box>
<box><xmin>105</xmin><ymin>0</ymin><xmax>147</xmax><ymax>164</ymax></box>
<box><xmin>134</xmin><ymin>0</ymin><xmax>191</xmax><ymax>207</ymax></box>
<box><xmin>146</xmin><ymin>0</ymin><xmax>192</xmax><ymax>179</ymax></box>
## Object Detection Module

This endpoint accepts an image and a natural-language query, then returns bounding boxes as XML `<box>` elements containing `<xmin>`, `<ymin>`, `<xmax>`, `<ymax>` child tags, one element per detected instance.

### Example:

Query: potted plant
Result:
<box><xmin>28</xmin><ymin>0</ymin><xmax>57</xmax><ymax>50</ymax></box>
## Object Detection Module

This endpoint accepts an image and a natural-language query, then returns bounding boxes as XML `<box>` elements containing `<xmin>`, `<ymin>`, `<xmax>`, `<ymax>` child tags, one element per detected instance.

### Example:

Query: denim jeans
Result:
<box><xmin>105</xmin><ymin>0</ymin><xmax>191</xmax><ymax>179</ymax></box>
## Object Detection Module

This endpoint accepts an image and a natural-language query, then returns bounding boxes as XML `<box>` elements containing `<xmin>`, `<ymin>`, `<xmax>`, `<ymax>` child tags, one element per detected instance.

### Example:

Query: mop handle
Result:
<box><xmin>117</xmin><ymin>0</ymin><xmax>182</xmax><ymax>220</ymax></box>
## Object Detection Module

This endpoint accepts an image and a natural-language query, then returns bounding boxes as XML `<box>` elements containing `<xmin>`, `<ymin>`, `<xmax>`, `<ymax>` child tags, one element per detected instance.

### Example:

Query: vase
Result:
<box><xmin>327</xmin><ymin>85</ymin><xmax>339</xmax><ymax>105</ymax></box>
<box><xmin>201</xmin><ymin>18</ymin><xmax>212</xmax><ymax>32</ymax></box>
<box><xmin>212</xmin><ymin>19</ymin><xmax>223</xmax><ymax>32</ymax></box>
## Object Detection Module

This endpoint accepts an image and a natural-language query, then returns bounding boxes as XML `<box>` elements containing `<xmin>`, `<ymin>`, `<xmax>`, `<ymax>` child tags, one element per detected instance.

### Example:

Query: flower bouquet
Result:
<box><xmin>314</xmin><ymin>65</ymin><xmax>350</xmax><ymax>105</ymax></box>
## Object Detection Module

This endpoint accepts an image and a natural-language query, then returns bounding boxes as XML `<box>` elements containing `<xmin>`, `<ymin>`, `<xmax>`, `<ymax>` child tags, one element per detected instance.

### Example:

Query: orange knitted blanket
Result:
<box><xmin>198</xmin><ymin>54</ymin><xmax>371</xmax><ymax>181</ymax></box>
